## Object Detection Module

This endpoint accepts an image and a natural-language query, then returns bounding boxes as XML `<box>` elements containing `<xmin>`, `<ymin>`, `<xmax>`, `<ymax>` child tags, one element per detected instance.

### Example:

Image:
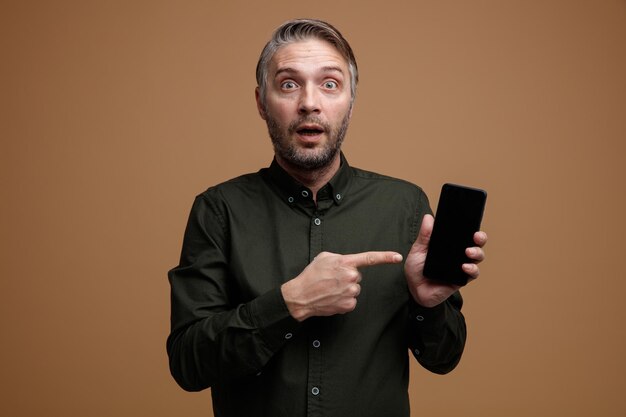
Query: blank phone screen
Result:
<box><xmin>423</xmin><ymin>183</ymin><xmax>487</xmax><ymax>286</ymax></box>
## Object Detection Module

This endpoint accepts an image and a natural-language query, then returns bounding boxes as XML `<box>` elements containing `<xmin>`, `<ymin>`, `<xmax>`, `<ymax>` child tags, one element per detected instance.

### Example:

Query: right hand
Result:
<box><xmin>281</xmin><ymin>251</ymin><xmax>403</xmax><ymax>321</ymax></box>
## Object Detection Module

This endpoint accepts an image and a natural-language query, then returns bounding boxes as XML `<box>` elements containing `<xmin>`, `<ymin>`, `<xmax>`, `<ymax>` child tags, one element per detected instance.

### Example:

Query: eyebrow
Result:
<box><xmin>274</xmin><ymin>66</ymin><xmax>345</xmax><ymax>78</ymax></box>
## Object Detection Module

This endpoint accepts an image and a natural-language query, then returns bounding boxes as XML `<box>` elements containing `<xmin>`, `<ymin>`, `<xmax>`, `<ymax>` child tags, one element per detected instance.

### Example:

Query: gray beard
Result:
<box><xmin>266</xmin><ymin>112</ymin><xmax>350</xmax><ymax>170</ymax></box>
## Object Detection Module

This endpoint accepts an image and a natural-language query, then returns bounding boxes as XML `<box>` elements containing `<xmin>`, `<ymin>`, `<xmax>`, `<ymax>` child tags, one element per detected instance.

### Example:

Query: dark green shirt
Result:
<box><xmin>167</xmin><ymin>155</ymin><xmax>466</xmax><ymax>417</ymax></box>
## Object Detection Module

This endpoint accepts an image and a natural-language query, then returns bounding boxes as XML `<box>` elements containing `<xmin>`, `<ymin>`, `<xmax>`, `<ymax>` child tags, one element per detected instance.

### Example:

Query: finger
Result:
<box><xmin>344</xmin><ymin>268</ymin><xmax>362</xmax><ymax>284</ymax></box>
<box><xmin>410</xmin><ymin>214</ymin><xmax>434</xmax><ymax>254</ymax></box>
<box><xmin>342</xmin><ymin>251</ymin><xmax>403</xmax><ymax>268</ymax></box>
<box><xmin>462</xmin><ymin>263</ymin><xmax>480</xmax><ymax>279</ymax></box>
<box><xmin>473</xmin><ymin>231</ymin><xmax>488</xmax><ymax>247</ymax></box>
<box><xmin>465</xmin><ymin>247</ymin><xmax>485</xmax><ymax>263</ymax></box>
<box><xmin>350</xmin><ymin>283</ymin><xmax>361</xmax><ymax>297</ymax></box>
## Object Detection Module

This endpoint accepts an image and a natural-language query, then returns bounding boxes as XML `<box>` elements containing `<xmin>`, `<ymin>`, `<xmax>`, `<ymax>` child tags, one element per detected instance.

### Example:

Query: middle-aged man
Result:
<box><xmin>167</xmin><ymin>18</ymin><xmax>487</xmax><ymax>417</ymax></box>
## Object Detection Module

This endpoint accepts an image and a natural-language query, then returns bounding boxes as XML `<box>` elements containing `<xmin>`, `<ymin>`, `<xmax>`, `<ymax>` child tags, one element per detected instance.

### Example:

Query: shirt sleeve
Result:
<box><xmin>166</xmin><ymin>193</ymin><xmax>301</xmax><ymax>392</ymax></box>
<box><xmin>407</xmin><ymin>292</ymin><xmax>467</xmax><ymax>374</ymax></box>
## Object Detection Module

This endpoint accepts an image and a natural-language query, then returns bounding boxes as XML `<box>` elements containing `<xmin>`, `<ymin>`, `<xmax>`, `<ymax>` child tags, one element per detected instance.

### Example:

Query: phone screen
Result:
<box><xmin>423</xmin><ymin>183</ymin><xmax>487</xmax><ymax>286</ymax></box>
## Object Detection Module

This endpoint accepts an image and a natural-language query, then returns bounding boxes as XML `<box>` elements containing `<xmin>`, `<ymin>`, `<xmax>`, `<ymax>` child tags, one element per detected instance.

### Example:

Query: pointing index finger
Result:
<box><xmin>342</xmin><ymin>251</ymin><xmax>403</xmax><ymax>268</ymax></box>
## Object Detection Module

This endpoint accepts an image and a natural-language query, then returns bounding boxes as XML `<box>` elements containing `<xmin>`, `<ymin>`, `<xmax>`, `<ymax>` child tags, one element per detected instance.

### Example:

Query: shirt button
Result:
<box><xmin>312</xmin><ymin>340</ymin><xmax>321</xmax><ymax>348</ymax></box>
<box><xmin>416</xmin><ymin>315</ymin><xmax>424</xmax><ymax>322</ymax></box>
<box><xmin>314</xmin><ymin>218</ymin><xmax>321</xmax><ymax>226</ymax></box>
<box><xmin>311</xmin><ymin>387</ymin><xmax>320</xmax><ymax>396</ymax></box>
<box><xmin>414</xmin><ymin>348</ymin><xmax>420</xmax><ymax>356</ymax></box>
<box><xmin>336</xmin><ymin>193</ymin><xmax>342</xmax><ymax>200</ymax></box>
<box><xmin>284</xmin><ymin>333</ymin><xmax>293</xmax><ymax>339</ymax></box>
<box><xmin>288</xmin><ymin>197</ymin><xmax>294</xmax><ymax>203</ymax></box>
<box><xmin>301</xmin><ymin>190</ymin><xmax>309</xmax><ymax>198</ymax></box>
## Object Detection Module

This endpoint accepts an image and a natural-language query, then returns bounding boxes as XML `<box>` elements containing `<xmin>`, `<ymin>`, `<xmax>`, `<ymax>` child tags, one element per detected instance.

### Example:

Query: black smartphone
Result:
<box><xmin>423</xmin><ymin>183</ymin><xmax>487</xmax><ymax>286</ymax></box>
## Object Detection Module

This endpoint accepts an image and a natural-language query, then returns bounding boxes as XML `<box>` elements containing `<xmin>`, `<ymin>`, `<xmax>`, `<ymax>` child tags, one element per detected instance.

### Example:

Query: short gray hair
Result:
<box><xmin>256</xmin><ymin>19</ymin><xmax>359</xmax><ymax>107</ymax></box>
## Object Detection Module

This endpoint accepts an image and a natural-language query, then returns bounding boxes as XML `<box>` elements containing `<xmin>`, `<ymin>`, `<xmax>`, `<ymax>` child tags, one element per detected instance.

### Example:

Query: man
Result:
<box><xmin>167</xmin><ymin>18</ymin><xmax>487</xmax><ymax>417</ymax></box>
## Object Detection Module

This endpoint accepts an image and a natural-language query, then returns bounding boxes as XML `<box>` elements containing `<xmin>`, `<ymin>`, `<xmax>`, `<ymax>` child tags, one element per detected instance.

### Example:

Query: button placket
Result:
<box><xmin>307</xmin><ymin>207</ymin><xmax>324</xmax><ymax>413</ymax></box>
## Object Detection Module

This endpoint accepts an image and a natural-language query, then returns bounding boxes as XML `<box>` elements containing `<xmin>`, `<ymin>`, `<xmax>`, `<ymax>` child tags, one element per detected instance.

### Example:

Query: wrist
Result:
<box><xmin>280</xmin><ymin>281</ymin><xmax>312</xmax><ymax>322</ymax></box>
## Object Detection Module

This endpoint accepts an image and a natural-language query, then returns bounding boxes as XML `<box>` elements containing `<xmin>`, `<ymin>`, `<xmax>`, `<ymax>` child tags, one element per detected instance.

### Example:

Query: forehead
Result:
<box><xmin>269</xmin><ymin>38</ymin><xmax>349</xmax><ymax>75</ymax></box>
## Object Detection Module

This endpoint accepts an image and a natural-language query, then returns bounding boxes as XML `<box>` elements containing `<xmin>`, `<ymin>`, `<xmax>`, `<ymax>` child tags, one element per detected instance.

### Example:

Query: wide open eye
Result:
<box><xmin>281</xmin><ymin>81</ymin><xmax>298</xmax><ymax>90</ymax></box>
<box><xmin>323</xmin><ymin>80</ymin><xmax>338</xmax><ymax>89</ymax></box>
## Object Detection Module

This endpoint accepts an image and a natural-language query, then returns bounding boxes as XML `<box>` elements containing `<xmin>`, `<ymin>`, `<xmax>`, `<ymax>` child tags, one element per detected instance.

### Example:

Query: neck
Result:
<box><xmin>276</xmin><ymin>153</ymin><xmax>341</xmax><ymax>201</ymax></box>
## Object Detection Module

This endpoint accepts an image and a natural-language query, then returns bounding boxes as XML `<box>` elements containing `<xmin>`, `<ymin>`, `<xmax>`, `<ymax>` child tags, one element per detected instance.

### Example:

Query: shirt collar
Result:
<box><xmin>264</xmin><ymin>152</ymin><xmax>352</xmax><ymax>207</ymax></box>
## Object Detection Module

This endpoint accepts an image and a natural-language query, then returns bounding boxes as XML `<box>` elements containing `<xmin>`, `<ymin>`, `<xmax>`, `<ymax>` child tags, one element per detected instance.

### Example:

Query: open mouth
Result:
<box><xmin>296</xmin><ymin>124</ymin><xmax>325</xmax><ymax>137</ymax></box>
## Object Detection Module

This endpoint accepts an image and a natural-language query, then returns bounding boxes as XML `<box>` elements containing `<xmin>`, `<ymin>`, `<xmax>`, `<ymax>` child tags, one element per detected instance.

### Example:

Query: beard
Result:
<box><xmin>265</xmin><ymin>111</ymin><xmax>351</xmax><ymax>171</ymax></box>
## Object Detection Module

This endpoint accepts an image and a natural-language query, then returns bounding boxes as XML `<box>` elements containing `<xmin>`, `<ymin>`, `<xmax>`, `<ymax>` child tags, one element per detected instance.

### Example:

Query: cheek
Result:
<box><xmin>266</xmin><ymin>100</ymin><xmax>296</xmax><ymax>121</ymax></box>
<box><xmin>328</xmin><ymin>100</ymin><xmax>352</xmax><ymax>122</ymax></box>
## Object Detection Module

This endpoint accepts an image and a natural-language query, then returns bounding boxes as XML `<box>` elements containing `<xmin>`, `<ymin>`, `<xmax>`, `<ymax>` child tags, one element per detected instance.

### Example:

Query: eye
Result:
<box><xmin>281</xmin><ymin>81</ymin><xmax>298</xmax><ymax>90</ymax></box>
<box><xmin>323</xmin><ymin>80</ymin><xmax>338</xmax><ymax>89</ymax></box>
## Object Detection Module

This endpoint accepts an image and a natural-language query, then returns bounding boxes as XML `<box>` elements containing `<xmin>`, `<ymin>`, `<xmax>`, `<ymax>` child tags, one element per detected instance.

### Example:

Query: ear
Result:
<box><xmin>255</xmin><ymin>87</ymin><xmax>267</xmax><ymax>120</ymax></box>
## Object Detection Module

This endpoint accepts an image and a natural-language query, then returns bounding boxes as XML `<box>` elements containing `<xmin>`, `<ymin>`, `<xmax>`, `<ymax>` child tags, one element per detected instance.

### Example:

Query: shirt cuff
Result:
<box><xmin>247</xmin><ymin>287</ymin><xmax>301</xmax><ymax>351</ymax></box>
<box><xmin>408</xmin><ymin>298</ymin><xmax>449</xmax><ymax>330</ymax></box>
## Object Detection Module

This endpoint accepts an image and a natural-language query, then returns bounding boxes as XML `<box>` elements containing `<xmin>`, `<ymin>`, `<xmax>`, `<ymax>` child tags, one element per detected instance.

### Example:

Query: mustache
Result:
<box><xmin>287</xmin><ymin>116</ymin><xmax>330</xmax><ymax>133</ymax></box>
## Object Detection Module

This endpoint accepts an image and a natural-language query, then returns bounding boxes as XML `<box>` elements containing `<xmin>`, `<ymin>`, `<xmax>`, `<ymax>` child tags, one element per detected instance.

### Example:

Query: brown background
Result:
<box><xmin>2</xmin><ymin>1</ymin><xmax>625</xmax><ymax>416</ymax></box>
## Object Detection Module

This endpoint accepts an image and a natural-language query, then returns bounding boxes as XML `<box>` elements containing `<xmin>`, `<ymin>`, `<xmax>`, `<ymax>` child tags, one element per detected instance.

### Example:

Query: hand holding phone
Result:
<box><xmin>423</xmin><ymin>183</ymin><xmax>487</xmax><ymax>286</ymax></box>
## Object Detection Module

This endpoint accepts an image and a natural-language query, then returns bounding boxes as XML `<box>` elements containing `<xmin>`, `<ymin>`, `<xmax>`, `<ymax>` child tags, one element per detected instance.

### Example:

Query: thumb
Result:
<box><xmin>411</xmin><ymin>214</ymin><xmax>434</xmax><ymax>254</ymax></box>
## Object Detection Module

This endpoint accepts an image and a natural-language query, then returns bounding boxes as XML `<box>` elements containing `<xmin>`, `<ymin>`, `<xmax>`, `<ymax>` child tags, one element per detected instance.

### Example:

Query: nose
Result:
<box><xmin>298</xmin><ymin>84</ymin><xmax>321</xmax><ymax>115</ymax></box>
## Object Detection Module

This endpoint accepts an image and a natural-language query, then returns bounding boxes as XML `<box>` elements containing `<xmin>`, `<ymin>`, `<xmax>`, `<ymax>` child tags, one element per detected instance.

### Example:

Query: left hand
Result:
<box><xmin>404</xmin><ymin>214</ymin><xmax>488</xmax><ymax>308</ymax></box>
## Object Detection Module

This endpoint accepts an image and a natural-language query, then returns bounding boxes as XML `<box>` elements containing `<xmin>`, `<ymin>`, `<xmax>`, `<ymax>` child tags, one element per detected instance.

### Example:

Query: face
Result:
<box><xmin>256</xmin><ymin>38</ymin><xmax>353</xmax><ymax>171</ymax></box>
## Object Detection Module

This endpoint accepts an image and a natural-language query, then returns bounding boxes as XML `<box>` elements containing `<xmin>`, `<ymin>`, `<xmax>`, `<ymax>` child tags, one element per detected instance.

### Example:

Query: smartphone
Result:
<box><xmin>423</xmin><ymin>183</ymin><xmax>487</xmax><ymax>286</ymax></box>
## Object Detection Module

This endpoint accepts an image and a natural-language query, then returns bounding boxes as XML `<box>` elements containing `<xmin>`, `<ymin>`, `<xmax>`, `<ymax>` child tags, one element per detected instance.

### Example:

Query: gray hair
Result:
<box><xmin>256</xmin><ymin>19</ymin><xmax>359</xmax><ymax>108</ymax></box>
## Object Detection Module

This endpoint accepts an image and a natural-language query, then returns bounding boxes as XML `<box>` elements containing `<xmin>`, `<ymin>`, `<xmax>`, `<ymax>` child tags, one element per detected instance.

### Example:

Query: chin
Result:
<box><xmin>291</xmin><ymin>148</ymin><xmax>339</xmax><ymax>170</ymax></box>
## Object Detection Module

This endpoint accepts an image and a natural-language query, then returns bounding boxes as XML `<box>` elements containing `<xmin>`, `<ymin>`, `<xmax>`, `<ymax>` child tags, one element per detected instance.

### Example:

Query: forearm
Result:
<box><xmin>167</xmin><ymin>287</ymin><xmax>299</xmax><ymax>391</ymax></box>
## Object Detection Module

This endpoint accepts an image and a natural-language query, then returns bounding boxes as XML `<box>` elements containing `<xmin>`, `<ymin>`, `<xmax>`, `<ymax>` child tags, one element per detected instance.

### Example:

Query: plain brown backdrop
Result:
<box><xmin>2</xmin><ymin>1</ymin><xmax>625</xmax><ymax>416</ymax></box>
